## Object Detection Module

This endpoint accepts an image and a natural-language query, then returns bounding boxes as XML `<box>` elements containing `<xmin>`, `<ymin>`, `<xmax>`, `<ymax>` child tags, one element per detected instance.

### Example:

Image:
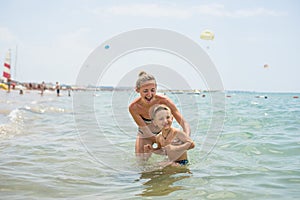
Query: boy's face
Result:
<box><xmin>153</xmin><ymin>109</ymin><xmax>173</xmax><ymax>130</ymax></box>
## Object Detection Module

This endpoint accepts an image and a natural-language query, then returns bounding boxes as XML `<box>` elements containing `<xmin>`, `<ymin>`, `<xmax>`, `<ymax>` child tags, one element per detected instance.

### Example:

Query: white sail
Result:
<box><xmin>2</xmin><ymin>49</ymin><xmax>11</xmax><ymax>82</ymax></box>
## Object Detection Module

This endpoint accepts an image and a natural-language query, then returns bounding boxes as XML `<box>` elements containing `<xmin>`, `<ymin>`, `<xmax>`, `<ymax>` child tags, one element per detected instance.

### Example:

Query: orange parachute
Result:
<box><xmin>264</xmin><ymin>64</ymin><xmax>269</xmax><ymax>68</ymax></box>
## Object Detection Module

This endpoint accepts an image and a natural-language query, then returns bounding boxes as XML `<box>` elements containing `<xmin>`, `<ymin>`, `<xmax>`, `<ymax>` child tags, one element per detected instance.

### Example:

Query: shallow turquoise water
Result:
<box><xmin>0</xmin><ymin>90</ymin><xmax>299</xmax><ymax>199</ymax></box>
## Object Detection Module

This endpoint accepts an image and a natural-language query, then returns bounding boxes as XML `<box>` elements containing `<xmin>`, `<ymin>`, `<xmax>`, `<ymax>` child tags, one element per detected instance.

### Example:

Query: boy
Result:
<box><xmin>144</xmin><ymin>104</ymin><xmax>195</xmax><ymax>166</ymax></box>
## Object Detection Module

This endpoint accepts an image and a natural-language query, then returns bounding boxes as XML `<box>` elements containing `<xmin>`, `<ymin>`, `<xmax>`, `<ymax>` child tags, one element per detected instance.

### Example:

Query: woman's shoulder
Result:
<box><xmin>156</xmin><ymin>93</ymin><xmax>167</xmax><ymax>99</ymax></box>
<box><xmin>129</xmin><ymin>97</ymin><xmax>142</xmax><ymax>110</ymax></box>
<box><xmin>155</xmin><ymin>95</ymin><xmax>177</xmax><ymax>111</ymax></box>
<box><xmin>155</xmin><ymin>94</ymin><xmax>172</xmax><ymax>103</ymax></box>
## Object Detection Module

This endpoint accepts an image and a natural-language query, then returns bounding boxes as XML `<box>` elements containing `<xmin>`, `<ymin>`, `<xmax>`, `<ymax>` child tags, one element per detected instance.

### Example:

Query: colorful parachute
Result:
<box><xmin>200</xmin><ymin>30</ymin><xmax>215</xmax><ymax>40</ymax></box>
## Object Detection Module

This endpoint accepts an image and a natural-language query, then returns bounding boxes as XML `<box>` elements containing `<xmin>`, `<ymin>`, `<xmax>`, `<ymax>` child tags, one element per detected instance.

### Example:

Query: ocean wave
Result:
<box><xmin>19</xmin><ymin>105</ymin><xmax>69</xmax><ymax>115</ymax></box>
<box><xmin>0</xmin><ymin>108</ymin><xmax>24</xmax><ymax>138</ymax></box>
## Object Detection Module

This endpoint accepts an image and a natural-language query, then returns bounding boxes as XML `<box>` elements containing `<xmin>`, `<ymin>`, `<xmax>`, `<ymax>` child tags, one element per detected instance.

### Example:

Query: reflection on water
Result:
<box><xmin>137</xmin><ymin>166</ymin><xmax>192</xmax><ymax>197</ymax></box>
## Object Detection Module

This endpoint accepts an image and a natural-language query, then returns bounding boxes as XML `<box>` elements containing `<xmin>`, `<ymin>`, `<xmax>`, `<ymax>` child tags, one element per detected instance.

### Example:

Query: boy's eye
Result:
<box><xmin>151</xmin><ymin>88</ymin><xmax>155</xmax><ymax>92</ymax></box>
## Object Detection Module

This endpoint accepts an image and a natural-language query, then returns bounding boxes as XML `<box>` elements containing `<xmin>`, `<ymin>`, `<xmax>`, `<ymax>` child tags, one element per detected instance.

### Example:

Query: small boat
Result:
<box><xmin>0</xmin><ymin>82</ymin><xmax>8</xmax><ymax>90</ymax></box>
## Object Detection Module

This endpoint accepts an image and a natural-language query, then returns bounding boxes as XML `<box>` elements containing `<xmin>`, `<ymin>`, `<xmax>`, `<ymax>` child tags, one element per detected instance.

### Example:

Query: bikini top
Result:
<box><xmin>141</xmin><ymin>116</ymin><xmax>152</xmax><ymax>124</ymax></box>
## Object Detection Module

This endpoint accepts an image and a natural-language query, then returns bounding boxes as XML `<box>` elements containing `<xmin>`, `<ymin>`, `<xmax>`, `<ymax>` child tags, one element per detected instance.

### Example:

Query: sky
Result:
<box><xmin>0</xmin><ymin>0</ymin><xmax>299</xmax><ymax>92</ymax></box>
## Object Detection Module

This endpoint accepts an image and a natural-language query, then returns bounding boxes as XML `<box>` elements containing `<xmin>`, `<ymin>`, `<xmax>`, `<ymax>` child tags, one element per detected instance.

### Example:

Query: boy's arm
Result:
<box><xmin>176</xmin><ymin>131</ymin><xmax>195</xmax><ymax>150</ymax></box>
<box><xmin>162</xmin><ymin>97</ymin><xmax>191</xmax><ymax>136</ymax></box>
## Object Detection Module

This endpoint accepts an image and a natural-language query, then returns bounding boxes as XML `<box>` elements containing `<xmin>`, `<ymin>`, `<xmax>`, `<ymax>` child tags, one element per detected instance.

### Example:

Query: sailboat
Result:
<box><xmin>3</xmin><ymin>49</ymin><xmax>11</xmax><ymax>80</ymax></box>
<box><xmin>0</xmin><ymin>49</ymin><xmax>11</xmax><ymax>90</ymax></box>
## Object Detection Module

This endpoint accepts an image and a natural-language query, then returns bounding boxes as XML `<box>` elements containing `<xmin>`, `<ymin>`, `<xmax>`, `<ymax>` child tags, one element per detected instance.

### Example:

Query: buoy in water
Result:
<box><xmin>255</xmin><ymin>95</ymin><xmax>268</xmax><ymax>99</ymax></box>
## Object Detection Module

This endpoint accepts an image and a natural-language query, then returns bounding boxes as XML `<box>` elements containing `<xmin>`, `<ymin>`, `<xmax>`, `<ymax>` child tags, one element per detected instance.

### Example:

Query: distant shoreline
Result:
<box><xmin>1</xmin><ymin>87</ymin><xmax>299</xmax><ymax>95</ymax></box>
<box><xmin>1</xmin><ymin>81</ymin><xmax>299</xmax><ymax>94</ymax></box>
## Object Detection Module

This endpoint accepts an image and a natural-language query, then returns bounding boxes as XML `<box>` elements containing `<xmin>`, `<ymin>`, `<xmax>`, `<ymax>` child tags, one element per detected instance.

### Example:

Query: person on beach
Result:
<box><xmin>144</xmin><ymin>104</ymin><xmax>195</xmax><ymax>166</ymax></box>
<box><xmin>55</xmin><ymin>82</ymin><xmax>60</xmax><ymax>96</ymax></box>
<box><xmin>129</xmin><ymin>71</ymin><xmax>191</xmax><ymax>155</ymax></box>
<box><xmin>41</xmin><ymin>81</ymin><xmax>46</xmax><ymax>96</ymax></box>
<box><xmin>7</xmin><ymin>78</ymin><xmax>11</xmax><ymax>93</ymax></box>
<box><xmin>67</xmin><ymin>87</ymin><xmax>71</xmax><ymax>97</ymax></box>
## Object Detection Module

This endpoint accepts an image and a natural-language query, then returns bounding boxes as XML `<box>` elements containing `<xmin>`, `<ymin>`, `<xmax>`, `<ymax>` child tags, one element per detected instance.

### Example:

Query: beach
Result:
<box><xmin>0</xmin><ymin>89</ymin><xmax>300</xmax><ymax>199</ymax></box>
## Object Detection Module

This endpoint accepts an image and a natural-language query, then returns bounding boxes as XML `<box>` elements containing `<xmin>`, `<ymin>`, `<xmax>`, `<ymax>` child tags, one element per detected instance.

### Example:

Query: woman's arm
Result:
<box><xmin>129</xmin><ymin>103</ymin><xmax>146</xmax><ymax>127</ymax></box>
<box><xmin>172</xmin><ymin>109</ymin><xmax>191</xmax><ymax>136</ymax></box>
<box><xmin>161</xmin><ymin>97</ymin><xmax>191</xmax><ymax>136</ymax></box>
<box><xmin>129</xmin><ymin>103</ymin><xmax>155</xmax><ymax>139</ymax></box>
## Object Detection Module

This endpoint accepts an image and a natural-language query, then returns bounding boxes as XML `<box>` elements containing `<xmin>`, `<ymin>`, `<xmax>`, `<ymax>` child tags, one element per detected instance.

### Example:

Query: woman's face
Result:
<box><xmin>153</xmin><ymin>109</ymin><xmax>173</xmax><ymax>130</ymax></box>
<box><xmin>137</xmin><ymin>81</ymin><xmax>156</xmax><ymax>103</ymax></box>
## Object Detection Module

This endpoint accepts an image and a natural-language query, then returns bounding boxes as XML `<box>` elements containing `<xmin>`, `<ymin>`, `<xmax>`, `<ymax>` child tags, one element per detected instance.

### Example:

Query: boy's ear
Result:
<box><xmin>152</xmin><ymin>120</ymin><xmax>156</xmax><ymax>126</ymax></box>
<box><xmin>135</xmin><ymin>87</ymin><xmax>139</xmax><ymax>93</ymax></box>
<box><xmin>152</xmin><ymin>119</ymin><xmax>158</xmax><ymax>126</ymax></box>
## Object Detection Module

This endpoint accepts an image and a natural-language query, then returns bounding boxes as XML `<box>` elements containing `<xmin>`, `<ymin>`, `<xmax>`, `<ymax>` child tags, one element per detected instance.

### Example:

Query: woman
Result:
<box><xmin>129</xmin><ymin>71</ymin><xmax>190</xmax><ymax>154</ymax></box>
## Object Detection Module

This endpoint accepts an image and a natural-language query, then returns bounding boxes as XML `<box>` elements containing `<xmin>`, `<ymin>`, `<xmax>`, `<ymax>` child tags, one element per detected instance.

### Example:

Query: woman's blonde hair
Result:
<box><xmin>135</xmin><ymin>71</ymin><xmax>156</xmax><ymax>90</ymax></box>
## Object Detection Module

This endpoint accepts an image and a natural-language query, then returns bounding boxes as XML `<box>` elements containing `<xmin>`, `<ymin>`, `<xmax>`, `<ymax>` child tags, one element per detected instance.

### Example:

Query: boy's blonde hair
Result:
<box><xmin>150</xmin><ymin>104</ymin><xmax>171</xmax><ymax>120</ymax></box>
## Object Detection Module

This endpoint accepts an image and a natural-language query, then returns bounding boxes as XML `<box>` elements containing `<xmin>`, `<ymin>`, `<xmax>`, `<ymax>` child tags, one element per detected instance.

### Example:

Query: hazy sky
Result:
<box><xmin>0</xmin><ymin>0</ymin><xmax>299</xmax><ymax>92</ymax></box>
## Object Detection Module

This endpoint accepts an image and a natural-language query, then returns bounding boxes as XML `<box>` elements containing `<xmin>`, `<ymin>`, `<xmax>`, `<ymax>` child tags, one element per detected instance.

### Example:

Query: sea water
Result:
<box><xmin>0</xmin><ymin>89</ymin><xmax>299</xmax><ymax>199</ymax></box>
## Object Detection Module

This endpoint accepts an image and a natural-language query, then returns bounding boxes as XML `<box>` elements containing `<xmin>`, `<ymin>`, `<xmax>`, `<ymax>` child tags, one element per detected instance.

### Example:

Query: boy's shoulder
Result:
<box><xmin>172</xmin><ymin>127</ymin><xmax>181</xmax><ymax>133</ymax></box>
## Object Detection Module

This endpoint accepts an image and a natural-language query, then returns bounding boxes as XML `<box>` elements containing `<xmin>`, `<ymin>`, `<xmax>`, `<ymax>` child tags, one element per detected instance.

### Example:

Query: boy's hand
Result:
<box><xmin>144</xmin><ymin>144</ymin><xmax>153</xmax><ymax>153</ymax></box>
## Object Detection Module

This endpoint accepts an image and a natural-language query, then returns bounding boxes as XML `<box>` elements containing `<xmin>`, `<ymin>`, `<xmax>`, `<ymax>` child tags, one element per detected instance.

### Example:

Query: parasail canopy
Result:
<box><xmin>200</xmin><ymin>30</ymin><xmax>215</xmax><ymax>40</ymax></box>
